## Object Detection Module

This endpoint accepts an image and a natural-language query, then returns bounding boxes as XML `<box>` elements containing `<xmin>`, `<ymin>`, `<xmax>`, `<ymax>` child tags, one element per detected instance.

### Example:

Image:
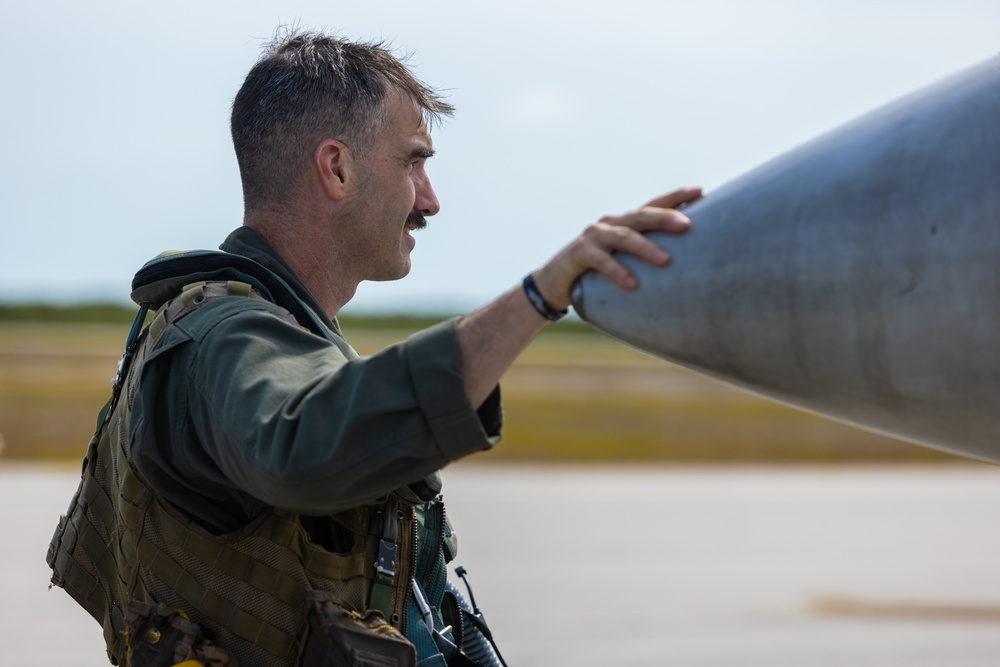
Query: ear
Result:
<box><xmin>314</xmin><ymin>139</ymin><xmax>352</xmax><ymax>201</ymax></box>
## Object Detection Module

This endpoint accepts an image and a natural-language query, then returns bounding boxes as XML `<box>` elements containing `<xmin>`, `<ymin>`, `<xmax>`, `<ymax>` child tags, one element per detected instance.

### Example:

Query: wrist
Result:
<box><xmin>522</xmin><ymin>273</ymin><xmax>568</xmax><ymax>322</ymax></box>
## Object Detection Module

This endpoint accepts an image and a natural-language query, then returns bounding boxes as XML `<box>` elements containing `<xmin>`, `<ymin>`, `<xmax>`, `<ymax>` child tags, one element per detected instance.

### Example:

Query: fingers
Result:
<box><xmin>600</xmin><ymin>206</ymin><xmax>692</xmax><ymax>234</ymax></box>
<box><xmin>572</xmin><ymin>187</ymin><xmax>703</xmax><ymax>289</ymax></box>
<box><xmin>643</xmin><ymin>186</ymin><xmax>703</xmax><ymax>211</ymax></box>
<box><xmin>532</xmin><ymin>224</ymin><xmax>657</xmax><ymax>308</ymax></box>
<box><xmin>577</xmin><ymin>240</ymin><xmax>643</xmax><ymax>290</ymax></box>
<box><xmin>583</xmin><ymin>221</ymin><xmax>670</xmax><ymax>270</ymax></box>
<box><xmin>531</xmin><ymin>186</ymin><xmax>703</xmax><ymax>311</ymax></box>
<box><xmin>600</xmin><ymin>186</ymin><xmax>702</xmax><ymax>234</ymax></box>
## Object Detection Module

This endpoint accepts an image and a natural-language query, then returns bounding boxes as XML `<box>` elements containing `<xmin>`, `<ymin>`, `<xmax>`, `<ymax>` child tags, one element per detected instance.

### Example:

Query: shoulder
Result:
<box><xmin>145</xmin><ymin>292</ymin><xmax>350</xmax><ymax>386</ymax></box>
<box><xmin>172</xmin><ymin>294</ymin><xmax>303</xmax><ymax>342</ymax></box>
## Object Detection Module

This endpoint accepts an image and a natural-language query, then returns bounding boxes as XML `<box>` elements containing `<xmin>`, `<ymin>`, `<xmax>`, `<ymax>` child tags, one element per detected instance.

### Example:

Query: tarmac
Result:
<box><xmin>6</xmin><ymin>461</ymin><xmax>1000</xmax><ymax>666</ymax></box>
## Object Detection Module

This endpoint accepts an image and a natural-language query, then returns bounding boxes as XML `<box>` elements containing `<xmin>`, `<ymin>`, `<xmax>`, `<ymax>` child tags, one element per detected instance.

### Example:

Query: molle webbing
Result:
<box><xmin>121</xmin><ymin>473</ymin><xmax>379</xmax><ymax>665</ymax></box>
<box><xmin>47</xmin><ymin>280</ymin><xmax>416</xmax><ymax>667</ymax></box>
<box><xmin>47</xmin><ymin>281</ymin><xmax>274</xmax><ymax>662</ymax></box>
<box><xmin>46</xmin><ymin>282</ymin><xmax>270</xmax><ymax>662</ymax></box>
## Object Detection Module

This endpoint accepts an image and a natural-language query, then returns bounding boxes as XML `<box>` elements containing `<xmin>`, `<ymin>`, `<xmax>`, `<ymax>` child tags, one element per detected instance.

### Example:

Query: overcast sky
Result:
<box><xmin>3</xmin><ymin>0</ymin><xmax>998</xmax><ymax>313</ymax></box>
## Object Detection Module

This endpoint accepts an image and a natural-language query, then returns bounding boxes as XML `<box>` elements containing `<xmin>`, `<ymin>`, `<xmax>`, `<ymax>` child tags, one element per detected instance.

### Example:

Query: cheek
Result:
<box><xmin>406</xmin><ymin>174</ymin><xmax>420</xmax><ymax>201</ymax></box>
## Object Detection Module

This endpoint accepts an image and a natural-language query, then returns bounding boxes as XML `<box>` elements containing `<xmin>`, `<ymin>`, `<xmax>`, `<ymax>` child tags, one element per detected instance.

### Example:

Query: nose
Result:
<box><xmin>414</xmin><ymin>173</ymin><xmax>441</xmax><ymax>217</ymax></box>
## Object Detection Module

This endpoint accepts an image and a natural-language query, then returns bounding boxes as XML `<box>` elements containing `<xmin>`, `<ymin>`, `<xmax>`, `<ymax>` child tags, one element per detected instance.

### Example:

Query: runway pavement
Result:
<box><xmin>6</xmin><ymin>462</ymin><xmax>1000</xmax><ymax>666</ymax></box>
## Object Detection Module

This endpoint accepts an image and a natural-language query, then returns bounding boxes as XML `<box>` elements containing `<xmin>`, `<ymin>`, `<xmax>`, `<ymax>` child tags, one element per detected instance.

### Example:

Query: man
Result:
<box><xmin>47</xmin><ymin>30</ymin><xmax>700</xmax><ymax>667</ymax></box>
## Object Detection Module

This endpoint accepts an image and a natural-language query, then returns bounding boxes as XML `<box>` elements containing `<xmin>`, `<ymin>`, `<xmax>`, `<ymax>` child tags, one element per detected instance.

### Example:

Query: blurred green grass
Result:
<box><xmin>0</xmin><ymin>306</ymin><xmax>950</xmax><ymax>462</ymax></box>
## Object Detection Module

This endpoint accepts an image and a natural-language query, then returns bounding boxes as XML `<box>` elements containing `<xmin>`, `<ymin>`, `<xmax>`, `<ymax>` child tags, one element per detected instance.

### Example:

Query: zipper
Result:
<box><xmin>397</xmin><ymin>498</ymin><xmax>446</xmax><ymax>639</ymax></box>
<box><xmin>408</xmin><ymin>497</ymin><xmax>448</xmax><ymax>648</ymax></box>
<box><xmin>422</xmin><ymin>499</ymin><xmax>446</xmax><ymax>593</ymax></box>
<box><xmin>403</xmin><ymin>503</ymin><xmax>418</xmax><ymax>637</ymax></box>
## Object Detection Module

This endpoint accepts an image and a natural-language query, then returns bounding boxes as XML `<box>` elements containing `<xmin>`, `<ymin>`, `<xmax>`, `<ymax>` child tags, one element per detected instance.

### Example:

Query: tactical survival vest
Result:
<box><xmin>46</xmin><ymin>251</ymin><xmax>430</xmax><ymax>667</ymax></box>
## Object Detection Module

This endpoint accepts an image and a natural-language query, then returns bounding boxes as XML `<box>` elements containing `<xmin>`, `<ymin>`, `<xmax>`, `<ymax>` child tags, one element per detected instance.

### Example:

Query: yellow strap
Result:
<box><xmin>171</xmin><ymin>661</ymin><xmax>204</xmax><ymax>667</ymax></box>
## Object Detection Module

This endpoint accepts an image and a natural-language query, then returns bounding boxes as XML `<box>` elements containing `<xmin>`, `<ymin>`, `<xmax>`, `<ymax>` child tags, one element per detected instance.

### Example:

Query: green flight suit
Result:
<box><xmin>53</xmin><ymin>226</ymin><xmax>503</xmax><ymax>666</ymax></box>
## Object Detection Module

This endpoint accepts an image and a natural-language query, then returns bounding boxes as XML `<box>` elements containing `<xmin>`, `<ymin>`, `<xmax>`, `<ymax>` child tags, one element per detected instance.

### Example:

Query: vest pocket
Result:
<box><xmin>299</xmin><ymin>590</ymin><xmax>416</xmax><ymax>667</ymax></box>
<box><xmin>124</xmin><ymin>599</ymin><xmax>237</xmax><ymax>667</ymax></box>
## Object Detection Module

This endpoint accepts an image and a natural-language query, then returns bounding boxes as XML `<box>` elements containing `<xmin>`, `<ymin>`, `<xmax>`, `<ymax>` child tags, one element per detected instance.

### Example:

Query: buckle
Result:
<box><xmin>375</xmin><ymin>538</ymin><xmax>397</xmax><ymax>578</ymax></box>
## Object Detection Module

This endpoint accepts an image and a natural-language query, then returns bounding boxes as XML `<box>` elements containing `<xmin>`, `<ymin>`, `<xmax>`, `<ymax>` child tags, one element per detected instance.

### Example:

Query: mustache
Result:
<box><xmin>407</xmin><ymin>211</ymin><xmax>427</xmax><ymax>230</ymax></box>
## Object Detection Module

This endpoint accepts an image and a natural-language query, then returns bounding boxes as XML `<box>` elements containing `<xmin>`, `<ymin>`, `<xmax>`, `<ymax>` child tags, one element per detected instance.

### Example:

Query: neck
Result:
<box><xmin>245</xmin><ymin>209</ymin><xmax>359</xmax><ymax>318</ymax></box>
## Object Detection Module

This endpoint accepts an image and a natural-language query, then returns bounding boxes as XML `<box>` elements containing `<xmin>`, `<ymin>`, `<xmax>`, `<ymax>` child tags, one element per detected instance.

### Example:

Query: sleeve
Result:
<box><xmin>133</xmin><ymin>298</ymin><xmax>502</xmax><ymax>517</ymax></box>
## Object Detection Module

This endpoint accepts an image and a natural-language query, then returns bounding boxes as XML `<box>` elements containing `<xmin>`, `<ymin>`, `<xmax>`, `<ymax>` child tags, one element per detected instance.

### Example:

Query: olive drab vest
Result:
<box><xmin>46</xmin><ymin>252</ymin><xmax>426</xmax><ymax>667</ymax></box>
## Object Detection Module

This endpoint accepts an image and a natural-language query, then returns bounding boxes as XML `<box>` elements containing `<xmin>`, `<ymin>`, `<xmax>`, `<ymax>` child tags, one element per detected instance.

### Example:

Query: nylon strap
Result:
<box><xmin>368</xmin><ymin>497</ymin><xmax>399</xmax><ymax>620</ymax></box>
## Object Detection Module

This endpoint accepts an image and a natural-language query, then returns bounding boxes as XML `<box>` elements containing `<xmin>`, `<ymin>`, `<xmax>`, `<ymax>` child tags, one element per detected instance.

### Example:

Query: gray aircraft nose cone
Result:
<box><xmin>573</xmin><ymin>56</ymin><xmax>1000</xmax><ymax>463</ymax></box>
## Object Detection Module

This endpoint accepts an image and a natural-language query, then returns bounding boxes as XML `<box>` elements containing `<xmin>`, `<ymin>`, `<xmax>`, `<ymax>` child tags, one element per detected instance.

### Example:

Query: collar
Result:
<box><xmin>219</xmin><ymin>226</ymin><xmax>341</xmax><ymax>335</ymax></box>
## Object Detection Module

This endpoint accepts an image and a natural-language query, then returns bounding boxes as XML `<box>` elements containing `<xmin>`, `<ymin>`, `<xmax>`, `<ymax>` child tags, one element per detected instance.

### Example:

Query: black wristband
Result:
<box><xmin>522</xmin><ymin>274</ymin><xmax>568</xmax><ymax>322</ymax></box>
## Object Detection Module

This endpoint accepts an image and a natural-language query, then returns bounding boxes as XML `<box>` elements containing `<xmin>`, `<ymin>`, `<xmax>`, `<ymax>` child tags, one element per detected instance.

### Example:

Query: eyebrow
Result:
<box><xmin>408</xmin><ymin>146</ymin><xmax>435</xmax><ymax>160</ymax></box>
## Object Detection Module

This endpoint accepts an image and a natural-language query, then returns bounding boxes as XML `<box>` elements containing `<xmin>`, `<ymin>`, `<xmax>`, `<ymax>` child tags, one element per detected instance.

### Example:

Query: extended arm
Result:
<box><xmin>133</xmin><ymin>300</ymin><xmax>501</xmax><ymax>524</ymax></box>
<box><xmin>458</xmin><ymin>187</ymin><xmax>701</xmax><ymax>407</ymax></box>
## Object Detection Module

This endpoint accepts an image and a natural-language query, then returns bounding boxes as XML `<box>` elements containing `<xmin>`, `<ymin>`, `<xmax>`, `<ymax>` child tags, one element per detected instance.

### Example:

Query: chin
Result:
<box><xmin>370</xmin><ymin>260</ymin><xmax>412</xmax><ymax>282</ymax></box>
